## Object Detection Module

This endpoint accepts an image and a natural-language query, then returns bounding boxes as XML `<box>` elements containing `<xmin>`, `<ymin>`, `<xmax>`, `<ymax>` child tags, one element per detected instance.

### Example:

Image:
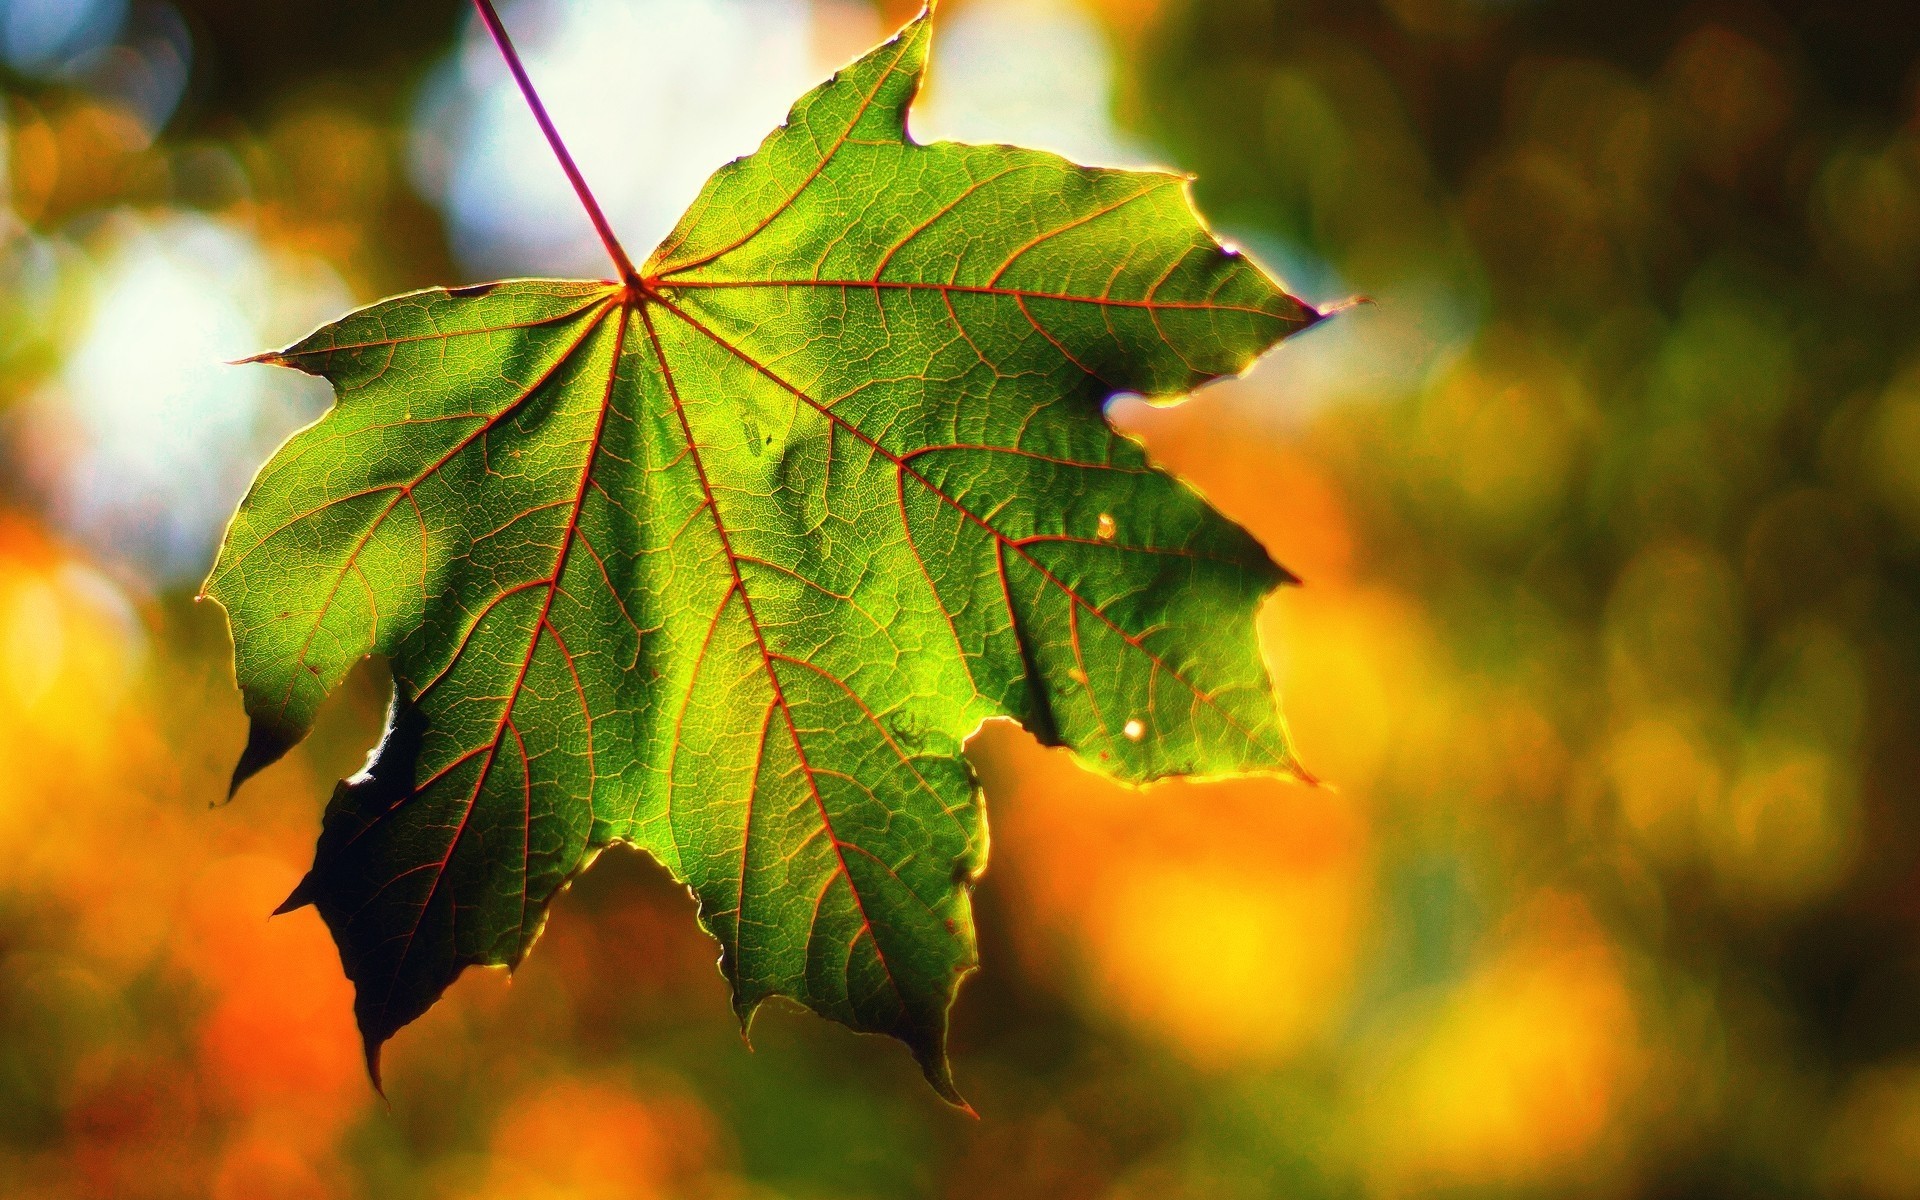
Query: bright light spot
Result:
<box><xmin>0</xmin><ymin>0</ymin><xmax>126</xmax><ymax>74</ymax></box>
<box><xmin>411</xmin><ymin>0</ymin><xmax>1151</xmax><ymax>276</ymax></box>
<box><xmin>912</xmin><ymin>0</ymin><xmax>1152</xmax><ymax>168</ymax></box>
<box><xmin>0</xmin><ymin>1</ymin><xmax>192</xmax><ymax>138</ymax></box>
<box><xmin>1366</xmin><ymin>894</ymin><xmax>1638</xmax><ymax>1190</ymax></box>
<box><xmin>2</xmin><ymin>573</ymin><xmax>63</xmax><ymax>710</ymax></box>
<box><xmin>414</xmin><ymin>0</ymin><xmax>882</xmax><ymax>278</ymax></box>
<box><xmin>73</xmin><ymin>5</ymin><xmax>193</xmax><ymax>138</ymax></box>
<box><xmin>13</xmin><ymin>212</ymin><xmax>348</xmax><ymax>584</ymax></box>
<box><xmin>0</xmin><ymin>520</ymin><xmax>149</xmax><ymax>785</ymax></box>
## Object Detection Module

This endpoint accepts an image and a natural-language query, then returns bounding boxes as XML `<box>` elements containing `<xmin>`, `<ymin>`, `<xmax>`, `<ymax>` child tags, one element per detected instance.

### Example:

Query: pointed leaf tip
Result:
<box><xmin>272</xmin><ymin>872</ymin><xmax>315</xmax><ymax>916</ymax></box>
<box><xmin>227</xmin><ymin>717</ymin><xmax>300</xmax><ymax>799</ymax></box>
<box><xmin>915</xmin><ymin>1041</ymin><xmax>974</xmax><ymax>1112</ymax></box>
<box><xmin>1315</xmin><ymin>295</ymin><xmax>1371</xmax><ymax>320</ymax></box>
<box><xmin>363</xmin><ymin>1034</ymin><xmax>387</xmax><ymax>1098</ymax></box>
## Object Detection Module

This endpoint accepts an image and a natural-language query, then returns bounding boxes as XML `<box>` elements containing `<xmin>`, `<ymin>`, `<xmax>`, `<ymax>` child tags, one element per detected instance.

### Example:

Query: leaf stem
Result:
<box><xmin>471</xmin><ymin>0</ymin><xmax>640</xmax><ymax>287</ymax></box>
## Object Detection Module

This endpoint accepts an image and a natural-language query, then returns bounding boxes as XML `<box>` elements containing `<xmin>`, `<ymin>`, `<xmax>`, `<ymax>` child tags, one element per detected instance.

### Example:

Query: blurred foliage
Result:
<box><xmin>2</xmin><ymin>0</ymin><xmax>1920</xmax><ymax>1196</ymax></box>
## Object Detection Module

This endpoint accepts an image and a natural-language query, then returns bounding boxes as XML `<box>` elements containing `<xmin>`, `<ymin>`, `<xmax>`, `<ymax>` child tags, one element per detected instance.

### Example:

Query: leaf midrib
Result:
<box><xmin>636</xmin><ymin>300</ymin><xmax>911</xmax><ymax>1012</ymax></box>
<box><xmin>649</xmin><ymin>290</ymin><xmax>1290</xmax><ymax>763</ymax></box>
<box><xmin>373</xmin><ymin>301</ymin><xmax>629</xmax><ymax>1027</ymax></box>
<box><xmin>656</xmin><ymin>279</ymin><xmax>1285</xmax><ymax>320</ymax></box>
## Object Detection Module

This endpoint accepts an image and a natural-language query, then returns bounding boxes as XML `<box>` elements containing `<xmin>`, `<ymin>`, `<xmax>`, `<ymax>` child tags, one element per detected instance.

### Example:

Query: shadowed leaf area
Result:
<box><xmin>204</xmin><ymin>10</ymin><xmax>1320</xmax><ymax>1102</ymax></box>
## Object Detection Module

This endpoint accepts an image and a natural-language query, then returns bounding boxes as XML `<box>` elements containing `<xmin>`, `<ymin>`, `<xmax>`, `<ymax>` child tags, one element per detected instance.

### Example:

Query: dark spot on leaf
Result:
<box><xmin>887</xmin><ymin>709</ymin><xmax>929</xmax><ymax>751</ymax></box>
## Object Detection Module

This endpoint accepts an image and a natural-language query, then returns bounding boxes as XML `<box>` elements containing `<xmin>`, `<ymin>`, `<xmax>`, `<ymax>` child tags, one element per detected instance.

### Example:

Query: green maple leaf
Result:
<box><xmin>204</xmin><ymin>3</ymin><xmax>1322</xmax><ymax>1103</ymax></box>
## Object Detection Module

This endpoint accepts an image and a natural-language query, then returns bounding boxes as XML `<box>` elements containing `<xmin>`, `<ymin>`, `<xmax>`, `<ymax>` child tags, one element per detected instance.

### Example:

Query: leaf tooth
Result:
<box><xmin>226</xmin><ymin>714</ymin><xmax>302</xmax><ymax>799</ymax></box>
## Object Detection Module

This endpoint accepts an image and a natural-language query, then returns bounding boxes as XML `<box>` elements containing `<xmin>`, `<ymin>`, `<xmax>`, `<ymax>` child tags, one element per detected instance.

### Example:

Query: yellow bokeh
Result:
<box><xmin>1361</xmin><ymin>894</ymin><xmax>1640</xmax><ymax>1193</ymax></box>
<box><xmin>981</xmin><ymin>726</ymin><xmax>1369</xmax><ymax>1068</ymax></box>
<box><xmin>0</xmin><ymin>1</ymin><xmax>1911</xmax><ymax>1195</ymax></box>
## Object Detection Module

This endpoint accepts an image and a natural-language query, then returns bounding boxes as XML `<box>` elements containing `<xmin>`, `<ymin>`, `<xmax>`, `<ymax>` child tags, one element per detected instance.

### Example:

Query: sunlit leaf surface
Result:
<box><xmin>205</xmin><ymin>11</ymin><xmax>1318</xmax><ymax>1097</ymax></box>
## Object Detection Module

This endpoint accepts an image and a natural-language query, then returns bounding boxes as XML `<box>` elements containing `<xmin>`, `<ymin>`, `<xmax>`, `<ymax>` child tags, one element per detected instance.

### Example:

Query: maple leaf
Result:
<box><xmin>204</xmin><ymin>1</ymin><xmax>1323</xmax><ymax>1104</ymax></box>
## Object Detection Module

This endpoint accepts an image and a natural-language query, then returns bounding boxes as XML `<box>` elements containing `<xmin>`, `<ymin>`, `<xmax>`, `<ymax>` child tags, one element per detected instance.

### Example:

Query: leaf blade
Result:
<box><xmin>212</xmin><ymin>9</ymin><xmax>1322</xmax><ymax>1101</ymax></box>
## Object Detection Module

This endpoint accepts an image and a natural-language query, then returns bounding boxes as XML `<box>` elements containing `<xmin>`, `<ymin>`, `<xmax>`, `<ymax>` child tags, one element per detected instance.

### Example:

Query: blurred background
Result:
<box><xmin>2</xmin><ymin>0</ymin><xmax>1919</xmax><ymax>1194</ymax></box>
